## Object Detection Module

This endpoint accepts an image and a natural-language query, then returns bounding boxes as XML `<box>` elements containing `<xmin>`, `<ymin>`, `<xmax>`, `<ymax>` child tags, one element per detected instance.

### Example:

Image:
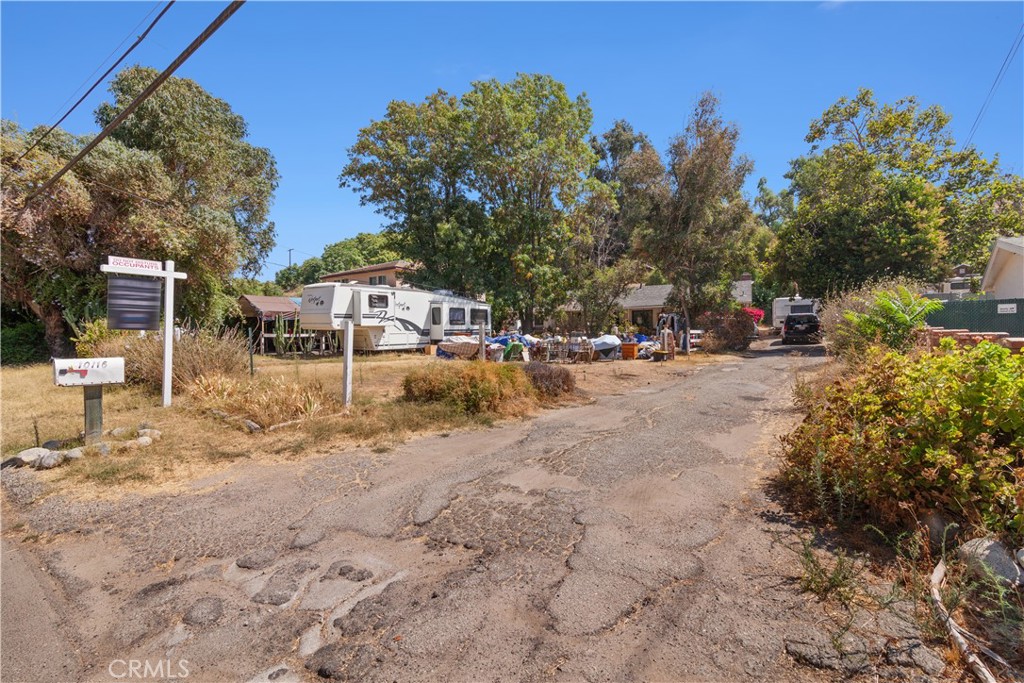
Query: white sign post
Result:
<box><xmin>100</xmin><ymin>257</ymin><xmax>187</xmax><ymax>407</ymax></box>
<box><xmin>342</xmin><ymin>320</ymin><xmax>353</xmax><ymax>407</ymax></box>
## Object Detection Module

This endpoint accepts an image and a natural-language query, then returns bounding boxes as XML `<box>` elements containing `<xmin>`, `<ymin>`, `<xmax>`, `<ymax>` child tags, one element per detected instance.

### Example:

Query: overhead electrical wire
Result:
<box><xmin>45</xmin><ymin>2</ymin><xmax>162</xmax><ymax>121</ymax></box>
<box><xmin>962</xmin><ymin>23</ymin><xmax>1024</xmax><ymax>150</ymax></box>
<box><xmin>19</xmin><ymin>0</ymin><xmax>245</xmax><ymax>211</ymax></box>
<box><xmin>14</xmin><ymin>1</ymin><xmax>176</xmax><ymax>165</ymax></box>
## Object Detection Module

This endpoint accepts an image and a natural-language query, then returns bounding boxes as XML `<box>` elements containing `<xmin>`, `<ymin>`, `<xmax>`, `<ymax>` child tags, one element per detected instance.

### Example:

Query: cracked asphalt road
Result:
<box><xmin>2</xmin><ymin>341</ymin><xmax>839</xmax><ymax>682</ymax></box>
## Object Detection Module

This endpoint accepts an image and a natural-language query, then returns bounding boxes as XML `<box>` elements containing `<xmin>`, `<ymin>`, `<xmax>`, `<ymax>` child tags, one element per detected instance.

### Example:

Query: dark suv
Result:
<box><xmin>781</xmin><ymin>313</ymin><xmax>821</xmax><ymax>344</ymax></box>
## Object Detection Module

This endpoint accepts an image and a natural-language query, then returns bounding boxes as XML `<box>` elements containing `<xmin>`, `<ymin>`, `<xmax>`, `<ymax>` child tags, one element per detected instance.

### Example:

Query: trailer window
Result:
<box><xmin>368</xmin><ymin>294</ymin><xmax>389</xmax><ymax>309</ymax></box>
<box><xmin>470</xmin><ymin>308</ymin><xmax>488</xmax><ymax>325</ymax></box>
<box><xmin>449</xmin><ymin>307</ymin><xmax>466</xmax><ymax>325</ymax></box>
<box><xmin>790</xmin><ymin>304</ymin><xmax>813</xmax><ymax>314</ymax></box>
<box><xmin>431</xmin><ymin>307</ymin><xmax>441</xmax><ymax>325</ymax></box>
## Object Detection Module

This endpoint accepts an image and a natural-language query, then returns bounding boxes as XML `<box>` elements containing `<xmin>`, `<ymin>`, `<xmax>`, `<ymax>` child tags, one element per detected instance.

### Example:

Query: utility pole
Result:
<box><xmin>288</xmin><ymin>248</ymin><xmax>293</xmax><ymax>267</ymax></box>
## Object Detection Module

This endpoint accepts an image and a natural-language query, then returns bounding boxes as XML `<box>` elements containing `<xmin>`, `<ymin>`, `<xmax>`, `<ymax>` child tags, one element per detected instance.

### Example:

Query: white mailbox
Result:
<box><xmin>53</xmin><ymin>357</ymin><xmax>125</xmax><ymax>387</ymax></box>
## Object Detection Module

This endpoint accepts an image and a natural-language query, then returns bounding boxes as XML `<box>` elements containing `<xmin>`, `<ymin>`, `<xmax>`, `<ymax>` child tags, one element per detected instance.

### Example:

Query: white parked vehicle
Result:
<box><xmin>300</xmin><ymin>283</ymin><xmax>491</xmax><ymax>351</ymax></box>
<box><xmin>771</xmin><ymin>296</ymin><xmax>819</xmax><ymax>330</ymax></box>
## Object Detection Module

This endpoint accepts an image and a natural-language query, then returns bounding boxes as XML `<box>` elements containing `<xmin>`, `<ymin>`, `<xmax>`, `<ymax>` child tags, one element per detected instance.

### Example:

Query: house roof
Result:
<box><xmin>322</xmin><ymin>260</ymin><xmax>415</xmax><ymax>280</ymax></box>
<box><xmin>981</xmin><ymin>236</ymin><xmax>1024</xmax><ymax>290</ymax></box>
<box><xmin>617</xmin><ymin>284</ymin><xmax>673</xmax><ymax>310</ymax></box>
<box><xmin>237</xmin><ymin>295</ymin><xmax>300</xmax><ymax>320</ymax></box>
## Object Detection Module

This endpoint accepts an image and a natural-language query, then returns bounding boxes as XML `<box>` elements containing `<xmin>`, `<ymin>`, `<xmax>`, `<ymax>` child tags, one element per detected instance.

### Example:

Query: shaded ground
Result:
<box><xmin>2</xmin><ymin>340</ymin><xmax>946</xmax><ymax>682</ymax></box>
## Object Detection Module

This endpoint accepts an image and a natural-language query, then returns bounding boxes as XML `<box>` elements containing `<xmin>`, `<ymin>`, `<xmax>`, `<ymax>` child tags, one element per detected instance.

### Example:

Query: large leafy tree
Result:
<box><xmin>341</xmin><ymin>74</ymin><xmax>596</xmax><ymax>329</ymax></box>
<box><xmin>774</xmin><ymin>154</ymin><xmax>947</xmax><ymax>298</ymax></box>
<box><xmin>564</xmin><ymin>121</ymin><xmax>658</xmax><ymax>334</ymax></box>
<box><xmin>635</xmin><ymin>92</ymin><xmax>757</xmax><ymax>326</ymax></box>
<box><xmin>777</xmin><ymin>88</ymin><xmax>1022</xmax><ymax>294</ymax></box>
<box><xmin>96</xmin><ymin>66</ymin><xmax>279</xmax><ymax>279</ymax></box>
<box><xmin>2</xmin><ymin>122</ymin><xmax>183</xmax><ymax>355</ymax></box>
<box><xmin>1</xmin><ymin>67</ymin><xmax>279</xmax><ymax>356</ymax></box>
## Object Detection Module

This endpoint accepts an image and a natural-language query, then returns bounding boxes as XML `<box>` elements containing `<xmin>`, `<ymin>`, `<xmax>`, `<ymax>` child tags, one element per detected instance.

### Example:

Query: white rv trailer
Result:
<box><xmin>299</xmin><ymin>283</ymin><xmax>491</xmax><ymax>351</ymax></box>
<box><xmin>772</xmin><ymin>296</ymin><xmax>819</xmax><ymax>329</ymax></box>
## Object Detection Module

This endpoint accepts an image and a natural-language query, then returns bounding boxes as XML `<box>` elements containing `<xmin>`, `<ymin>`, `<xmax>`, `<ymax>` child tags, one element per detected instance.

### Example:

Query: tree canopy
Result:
<box><xmin>772</xmin><ymin>88</ymin><xmax>1023</xmax><ymax>297</ymax></box>
<box><xmin>1</xmin><ymin>67</ymin><xmax>278</xmax><ymax>356</ymax></box>
<box><xmin>635</xmin><ymin>92</ymin><xmax>757</xmax><ymax>323</ymax></box>
<box><xmin>273</xmin><ymin>231</ymin><xmax>401</xmax><ymax>291</ymax></box>
<box><xmin>341</xmin><ymin>74</ymin><xmax>596</xmax><ymax>328</ymax></box>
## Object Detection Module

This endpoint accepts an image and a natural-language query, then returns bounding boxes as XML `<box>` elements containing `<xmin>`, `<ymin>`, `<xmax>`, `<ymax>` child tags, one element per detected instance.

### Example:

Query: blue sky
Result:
<box><xmin>3</xmin><ymin>2</ymin><xmax>1022</xmax><ymax>281</ymax></box>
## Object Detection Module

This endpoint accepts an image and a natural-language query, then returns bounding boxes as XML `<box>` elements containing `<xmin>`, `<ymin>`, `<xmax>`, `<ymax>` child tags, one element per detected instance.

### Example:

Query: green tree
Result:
<box><xmin>321</xmin><ymin>232</ymin><xmax>400</xmax><ymax>274</ymax></box>
<box><xmin>342</xmin><ymin>74</ymin><xmax>596</xmax><ymax>329</ymax></box>
<box><xmin>774</xmin><ymin>154</ymin><xmax>947</xmax><ymax>298</ymax></box>
<box><xmin>796</xmin><ymin>88</ymin><xmax>1022</xmax><ymax>275</ymax></box>
<box><xmin>1</xmin><ymin>121</ymin><xmax>182</xmax><ymax>355</ymax></box>
<box><xmin>2</xmin><ymin>68</ymin><xmax>278</xmax><ymax>355</ymax></box>
<box><xmin>635</xmin><ymin>92</ymin><xmax>756</xmax><ymax>327</ymax></box>
<box><xmin>96</xmin><ymin>66</ymin><xmax>279</xmax><ymax>318</ymax></box>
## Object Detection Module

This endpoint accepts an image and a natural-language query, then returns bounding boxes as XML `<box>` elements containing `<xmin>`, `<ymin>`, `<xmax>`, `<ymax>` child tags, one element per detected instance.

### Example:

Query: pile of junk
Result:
<box><xmin>435</xmin><ymin>329</ymin><xmax>700</xmax><ymax>363</ymax></box>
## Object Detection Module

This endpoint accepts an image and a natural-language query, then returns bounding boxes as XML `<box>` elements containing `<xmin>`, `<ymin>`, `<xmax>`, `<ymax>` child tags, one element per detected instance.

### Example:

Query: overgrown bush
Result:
<box><xmin>696</xmin><ymin>309</ymin><xmax>755</xmax><ymax>352</ymax></box>
<box><xmin>189</xmin><ymin>374</ymin><xmax>339</xmax><ymax>427</ymax></box>
<box><xmin>73</xmin><ymin>318</ymin><xmax>125</xmax><ymax>357</ymax></box>
<box><xmin>403</xmin><ymin>362</ymin><xmax>535</xmax><ymax>416</ymax></box>
<box><xmin>522</xmin><ymin>361</ymin><xmax>575</xmax><ymax>397</ymax></box>
<box><xmin>0</xmin><ymin>320</ymin><xmax>48</xmax><ymax>365</ymax></box>
<box><xmin>818</xmin><ymin>278</ymin><xmax>937</xmax><ymax>359</ymax></box>
<box><xmin>782</xmin><ymin>340</ymin><xmax>1024</xmax><ymax>544</ymax></box>
<box><xmin>91</xmin><ymin>326</ymin><xmax>249</xmax><ymax>392</ymax></box>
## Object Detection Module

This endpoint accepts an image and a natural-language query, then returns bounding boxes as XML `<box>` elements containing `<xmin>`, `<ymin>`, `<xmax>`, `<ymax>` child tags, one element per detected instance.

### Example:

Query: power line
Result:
<box><xmin>19</xmin><ymin>0</ymin><xmax>245</xmax><ymax>211</ymax></box>
<box><xmin>46</xmin><ymin>2</ymin><xmax>162</xmax><ymax>121</ymax></box>
<box><xmin>15</xmin><ymin>1</ymin><xmax>176</xmax><ymax>165</ymax></box>
<box><xmin>963</xmin><ymin>23</ymin><xmax>1024</xmax><ymax>150</ymax></box>
<box><xmin>80</xmin><ymin>177</ymin><xmax>171</xmax><ymax>206</ymax></box>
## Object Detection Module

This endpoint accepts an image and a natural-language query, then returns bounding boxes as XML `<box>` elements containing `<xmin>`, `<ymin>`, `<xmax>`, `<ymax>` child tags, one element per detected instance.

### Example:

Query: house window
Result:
<box><xmin>367</xmin><ymin>294</ymin><xmax>389</xmax><ymax>309</ymax></box>
<box><xmin>369</xmin><ymin>275</ymin><xmax>389</xmax><ymax>286</ymax></box>
<box><xmin>449</xmin><ymin>308</ymin><xmax>466</xmax><ymax>325</ymax></box>
<box><xmin>470</xmin><ymin>308</ymin><xmax>488</xmax><ymax>325</ymax></box>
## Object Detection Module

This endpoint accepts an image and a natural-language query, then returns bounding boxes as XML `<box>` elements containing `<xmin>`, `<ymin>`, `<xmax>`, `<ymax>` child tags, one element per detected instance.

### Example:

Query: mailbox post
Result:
<box><xmin>54</xmin><ymin>357</ymin><xmax>125</xmax><ymax>444</ymax></box>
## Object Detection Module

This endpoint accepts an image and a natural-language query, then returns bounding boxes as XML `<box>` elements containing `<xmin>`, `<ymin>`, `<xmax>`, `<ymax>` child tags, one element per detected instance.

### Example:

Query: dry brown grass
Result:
<box><xmin>2</xmin><ymin>351</ymin><xmax>726</xmax><ymax>498</ymax></box>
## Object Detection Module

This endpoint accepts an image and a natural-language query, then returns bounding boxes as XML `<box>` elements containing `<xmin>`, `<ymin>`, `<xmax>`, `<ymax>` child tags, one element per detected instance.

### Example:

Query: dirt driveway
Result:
<box><xmin>2</xmin><ymin>341</ymin><xmax>929</xmax><ymax>682</ymax></box>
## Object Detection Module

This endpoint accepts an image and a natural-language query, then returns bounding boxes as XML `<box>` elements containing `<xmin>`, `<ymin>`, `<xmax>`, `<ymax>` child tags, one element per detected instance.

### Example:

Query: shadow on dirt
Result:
<box><xmin>742</xmin><ymin>338</ymin><xmax>827</xmax><ymax>359</ymax></box>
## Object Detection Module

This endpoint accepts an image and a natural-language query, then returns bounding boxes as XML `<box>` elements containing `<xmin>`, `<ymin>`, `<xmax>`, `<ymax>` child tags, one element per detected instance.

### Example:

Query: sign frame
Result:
<box><xmin>100</xmin><ymin>256</ymin><xmax>187</xmax><ymax>407</ymax></box>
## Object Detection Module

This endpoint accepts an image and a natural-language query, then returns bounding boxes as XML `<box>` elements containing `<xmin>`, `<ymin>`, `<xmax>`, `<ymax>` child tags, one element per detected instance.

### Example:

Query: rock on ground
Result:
<box><xmin>183</xmin><ymin>597</ymin><xmax>224</xmax><ymax>626</ymax></box>
<box><xmin>958</xmin><ymin>537</ymin><xmax>1023</xmax><ymax>587</ymax></box>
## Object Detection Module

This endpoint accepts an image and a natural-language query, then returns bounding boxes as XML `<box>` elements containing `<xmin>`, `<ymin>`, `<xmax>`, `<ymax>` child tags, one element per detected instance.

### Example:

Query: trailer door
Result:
<box><xmin>430</xmin><ymin>304</ymin><xmax>444</xmax><ymax>343</ymax></box>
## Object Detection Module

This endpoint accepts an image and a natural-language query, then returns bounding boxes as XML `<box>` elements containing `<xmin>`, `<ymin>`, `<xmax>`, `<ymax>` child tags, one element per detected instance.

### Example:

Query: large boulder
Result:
<box><xmin>15</xmin><ymin>447</ymin><xmax>50</xmax><ymax>467</ymax></box>
<box><xmin>958</xmin><ymin>537</ymin><xmax>1023</xmax><ymax>588</ymax></box>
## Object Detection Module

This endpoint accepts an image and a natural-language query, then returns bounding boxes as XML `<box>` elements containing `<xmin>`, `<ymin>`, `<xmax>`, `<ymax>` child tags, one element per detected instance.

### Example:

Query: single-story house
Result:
<box><xmin>237</xmin><ymin>294</ymin><xmax>304</xmax><ymax>354</ymax></box>
<box><xmin>321</xmin><ymin>260</ymin><xmax>416</xmax><ymax>287</ymax></box>
<box><xmin>617</xmin><ymin>284</ymin><xmax>674</xmax><ymax>333</ymax></box>
<box><xmin>981</xmin><ymin>236</ymin><xmax>1024</xmax><ymax>299</ymax></box>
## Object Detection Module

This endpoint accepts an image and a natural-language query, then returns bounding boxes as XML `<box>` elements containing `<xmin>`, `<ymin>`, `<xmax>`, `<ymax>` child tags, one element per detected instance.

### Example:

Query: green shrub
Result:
<box><xmin>91</xmin><ymin>326</ymin><xmax>249</xmax><ymax>393</ymax></box>
<box><xmin>818</xmin><ymin>278</ymin><xmax>936</xmax><ymax>359</ymax></box>
<box><xmin>403</xmin><ymin>362</ymin><xmax>535</xmax><ymax>416</ymax></box>
<box><xmin>842</xmin><ymin>286</ymin><xmax>942</xmax><ymax>353</ymax></box>
<box><xmin>782</xmin><ymin>340</ymin><xmax>1024</xmax><ymax>544</ymax></box>
<box><xmin>522</xmin><ymin>361</ymin><xmax>575</xmax><ymax>397</ymax></box>
<box><xmin>73</xmin><ymin>318</ymin><xmax>126</xmax><ymax>357</ymax></box>
<box><xmin>0</xmin><ymin>320</ymin><xmax>48</xmax><ymax>365</ymax></box>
